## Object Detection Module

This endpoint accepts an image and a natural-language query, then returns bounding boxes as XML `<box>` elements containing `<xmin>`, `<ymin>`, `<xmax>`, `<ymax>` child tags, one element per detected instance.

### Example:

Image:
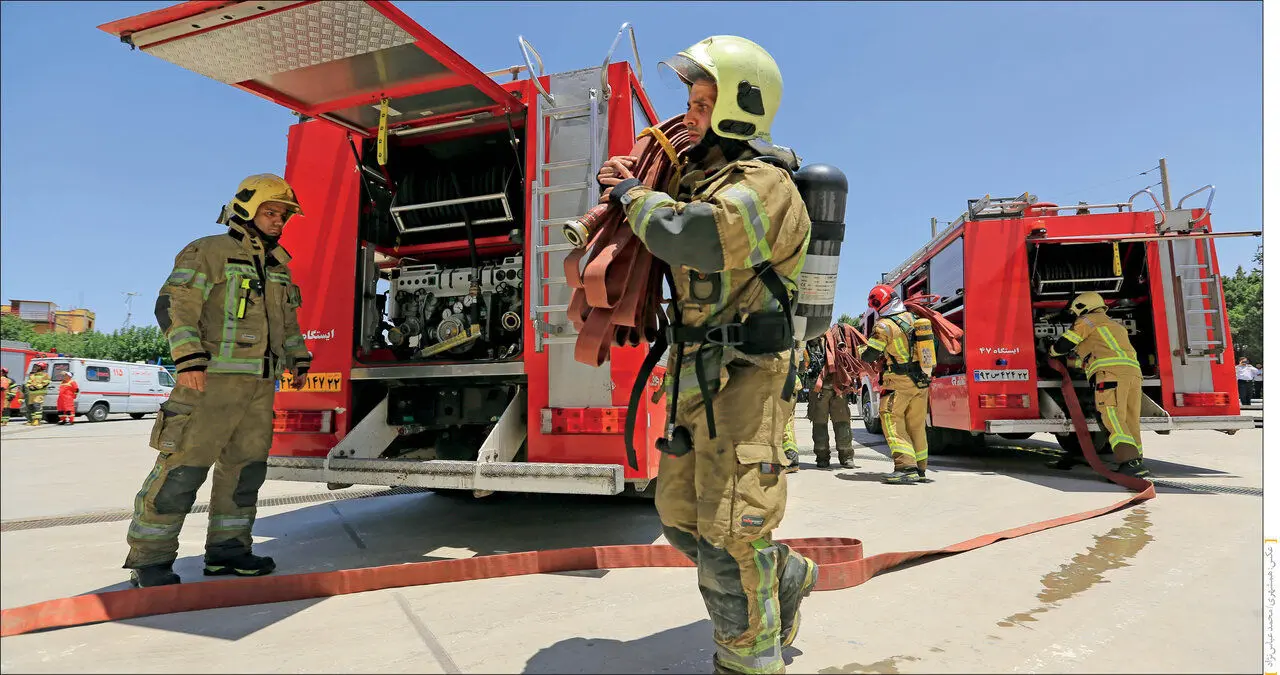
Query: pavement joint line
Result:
<box><xmin>393</xmin><ymin>591</ymin><xmax>461</xmax><ymax>674</ymax></box>
<box><xmin>0</xmin><ymin>486</ymin><xmax>432</xmax><ymax>533</ymax></box>
<box><xmin>328</xmin><ymin>502</ymin><xmax>368</xmax><ymax>550</ymax></box>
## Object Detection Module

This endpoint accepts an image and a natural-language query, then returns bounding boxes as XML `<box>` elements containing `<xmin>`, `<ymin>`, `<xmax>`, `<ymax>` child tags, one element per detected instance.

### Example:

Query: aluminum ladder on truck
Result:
<box><xmin>518</xmin><ymin>36</ymin><xmax>623</xmax><ymax>409</ymax></box>
<box><xmin>1160</xmin><ymin>187</ymin><xmax>1228</xmax><ymax>366</ymax></box>
<box><xmin>523</xmin><ymin>48</ymin><xmax>609</xmax><ymax>352</ymax></box>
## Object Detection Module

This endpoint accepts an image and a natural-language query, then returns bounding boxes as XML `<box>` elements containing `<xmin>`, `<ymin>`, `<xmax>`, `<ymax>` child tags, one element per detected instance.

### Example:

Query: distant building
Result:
<box><xmin>1</xmin><ymin>300</ymin><xmax>95</xmax><ymax>334</ymax></box>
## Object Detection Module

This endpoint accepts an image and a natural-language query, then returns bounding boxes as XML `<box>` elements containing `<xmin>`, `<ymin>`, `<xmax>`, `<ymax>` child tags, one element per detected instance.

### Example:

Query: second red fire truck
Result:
<box><xmin>855</xmin><ymin>188</ymin><xmax>1258</xmax><ymax>455</ymax></box>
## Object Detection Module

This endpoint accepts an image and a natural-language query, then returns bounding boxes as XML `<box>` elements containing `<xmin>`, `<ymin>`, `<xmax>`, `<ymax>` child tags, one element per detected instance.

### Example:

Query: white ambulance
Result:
<box><xmin>27</xmin><ymin>358</ymin><xmax>174</xmax><ymax>422</ymax></box>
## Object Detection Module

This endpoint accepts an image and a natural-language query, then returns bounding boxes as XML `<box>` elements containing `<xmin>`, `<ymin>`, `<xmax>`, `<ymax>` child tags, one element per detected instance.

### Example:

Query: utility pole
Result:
<box><xmin>1158</xmin><ymin>157</ymin><xmax>1172</xmax><ymax>210</ymax></box>
<box><xmin>122</xmin><ymin>292</ymin><xmax>138</xmax><ymax>329</ymax></box>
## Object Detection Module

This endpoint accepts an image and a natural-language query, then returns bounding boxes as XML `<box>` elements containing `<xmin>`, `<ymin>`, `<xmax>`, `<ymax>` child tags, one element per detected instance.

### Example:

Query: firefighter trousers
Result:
<box><xmin>880</xmin><ymin>386</ymin><xmax>929</xmax><ymax>472</ymax></box>
<box><xmin>25</xmin><ymin>392</ymin><xmax>46</xmax><ymax>424</ymax></box>
<box><xmin>1095</xmin><ymin>372</ymin><xmax>1143</xmax><ymax>463</ymax></box>
<box><xmin>656</xmin><ymin>360</ymin><xmax>810</xmax><ymax>674</ymax></box>
<box><xmin>124</xmin><ymin>374</ymin><xmax>277</xmax><ymax>569</ymax></box>
<box><xmin>806</xmin><ymin>384</ymin><xmax>852</xmax><ymax>460</ymax></box>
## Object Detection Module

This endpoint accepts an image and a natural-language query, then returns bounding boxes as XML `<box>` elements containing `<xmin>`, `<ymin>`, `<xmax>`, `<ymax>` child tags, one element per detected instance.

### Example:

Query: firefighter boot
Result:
<box><xmin>883</xmin><ymin>468</ymin><xmax>920</xmax><ymax>484</ymax></box>
<box><xmin>778</xmin><ymin>548</ymin><xmax>819</xmax><ymax>648</ymax></box>
<box><xmin>1114</xmin><ymin>459</ymin><xmax>1150</xmax><ymax>478</ymax></box>
<box><xmin>837</xmin><ymin>449</ymin><xmax>858</xmax><ymax>469</ymax></box>
<box><xmin>204</xmin><ymin>552</ymin><xmax>276</xmax><ymax>577</ymax></box>
<box><xmin>129</xmin><ymin>562</ymin><xmax>181</xmax><ymax>588</ymax></box>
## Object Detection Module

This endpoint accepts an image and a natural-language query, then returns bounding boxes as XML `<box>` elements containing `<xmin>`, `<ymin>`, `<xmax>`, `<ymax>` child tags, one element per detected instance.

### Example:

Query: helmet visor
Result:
<box><xmin>659</xmin><ymin>54</ymin><xmax>714</xmax><ymax>86</ymax></box>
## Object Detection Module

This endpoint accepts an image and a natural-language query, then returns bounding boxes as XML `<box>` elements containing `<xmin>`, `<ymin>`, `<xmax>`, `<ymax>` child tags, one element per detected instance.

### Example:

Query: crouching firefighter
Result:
<box><xmin>600</xmin><ymin>36</ymin><xmax>818</xmax><ymax>674</ymax></box>
<box><xmin>858</xmin><ymin>285</ymin><xmax>936</xmax><ymax>484</ymax></box>
<box><xmin>1048</xmin><ymin>291</ymin><xmax>1149</xmax><ymax>478</ymax></box>
<box><xmin>122</xmin><ymin>173</ymin><xmax>313</xmax><ymax>587</ymax></box>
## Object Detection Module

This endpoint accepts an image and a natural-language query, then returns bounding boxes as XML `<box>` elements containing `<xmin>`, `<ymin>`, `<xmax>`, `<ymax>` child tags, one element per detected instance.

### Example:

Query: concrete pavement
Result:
<box><xmin>0</xmin><ymin>410</ymin><xmax>1264</xmax><ymax>674</ymax></box>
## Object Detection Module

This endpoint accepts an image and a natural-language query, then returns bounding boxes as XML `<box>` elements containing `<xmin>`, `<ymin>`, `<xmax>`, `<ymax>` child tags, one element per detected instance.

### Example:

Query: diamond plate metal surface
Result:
<box><xmin>144</xmin><ymin>0</ymin><xmax>418</xmax><ymax>85</ymax></box>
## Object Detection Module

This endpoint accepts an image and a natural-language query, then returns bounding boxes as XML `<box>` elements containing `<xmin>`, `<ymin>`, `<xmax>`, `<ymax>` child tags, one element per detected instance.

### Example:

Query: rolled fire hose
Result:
<box><xmin>562</xmin><ymin>115</ymin><xmax>694</xmax><ymax>367</ymax></box>
<box><xmin>0</xmin><ymin>359</ymin><xmax>1153</xmax><ymax>638</ymax></box>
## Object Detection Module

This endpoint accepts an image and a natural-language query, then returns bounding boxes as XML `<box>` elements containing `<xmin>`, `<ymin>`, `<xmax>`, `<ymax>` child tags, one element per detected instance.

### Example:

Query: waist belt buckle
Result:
<box><xmin>704</xmin><ymin>323</ymin><xmax>745</xmax><ymax>348</ymax></box>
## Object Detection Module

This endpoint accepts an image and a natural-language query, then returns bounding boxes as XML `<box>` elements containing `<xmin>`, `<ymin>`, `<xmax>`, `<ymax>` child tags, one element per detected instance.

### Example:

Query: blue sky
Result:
<box><xmin>0</xmin><ymin>1</ymin><xmax>1261</xmax><ymax>332</ymax></box>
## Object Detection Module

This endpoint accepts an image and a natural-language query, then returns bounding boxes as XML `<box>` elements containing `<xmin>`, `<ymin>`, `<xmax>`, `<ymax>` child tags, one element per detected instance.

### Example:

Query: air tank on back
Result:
<box><xmin>792</xmin><ymin>163</ymin><xmax>848</xmax><ymax>342</ymax></box>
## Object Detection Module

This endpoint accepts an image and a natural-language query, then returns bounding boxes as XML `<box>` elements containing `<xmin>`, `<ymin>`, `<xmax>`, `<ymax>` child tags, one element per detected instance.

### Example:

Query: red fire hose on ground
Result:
<box><xmin>0</xmin><ymin>358</ymin><xmax>1153</xmax><ymax>638</ymax></box>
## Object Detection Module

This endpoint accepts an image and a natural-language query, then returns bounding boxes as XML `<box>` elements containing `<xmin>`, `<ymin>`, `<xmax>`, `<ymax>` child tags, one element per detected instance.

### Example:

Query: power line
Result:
<box><xmin>1058</xmin><ymin>165</ymin><xmax>1160</xmax><ymax>199</ymax></box>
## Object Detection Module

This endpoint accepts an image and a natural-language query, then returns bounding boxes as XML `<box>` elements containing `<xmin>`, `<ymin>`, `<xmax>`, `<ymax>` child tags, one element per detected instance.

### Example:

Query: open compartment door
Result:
<box><xmin>99</xmin><ymin>0</ymin><xmax>525</xmax><ymax>135</ymax></box>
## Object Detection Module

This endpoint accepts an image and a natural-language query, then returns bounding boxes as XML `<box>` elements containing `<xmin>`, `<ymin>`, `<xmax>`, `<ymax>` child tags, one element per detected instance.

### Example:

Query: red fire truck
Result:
<box><xmin>99</xmin><ymin>1</ymin><xmax>671</xmax><ymax>496</ymax></box>
<box><xmin>854</xmin><ymin>188</ymin><xmax>1258</xmax><ymax>454</ymax></box>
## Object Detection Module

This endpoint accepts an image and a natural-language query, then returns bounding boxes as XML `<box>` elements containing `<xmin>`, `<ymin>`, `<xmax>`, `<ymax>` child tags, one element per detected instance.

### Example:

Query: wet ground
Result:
<box><xmin>0</xmin><ymin>408</ymin><xmax>1265</xmax><ymax>673</ymax></box>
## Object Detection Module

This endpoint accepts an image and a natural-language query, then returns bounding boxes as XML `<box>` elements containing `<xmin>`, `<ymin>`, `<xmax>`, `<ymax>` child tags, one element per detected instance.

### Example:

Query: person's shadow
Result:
<box><xmin>521</xmin><ymin>619</ymin><xmax>803</xmax><ymax>674</ymax></box>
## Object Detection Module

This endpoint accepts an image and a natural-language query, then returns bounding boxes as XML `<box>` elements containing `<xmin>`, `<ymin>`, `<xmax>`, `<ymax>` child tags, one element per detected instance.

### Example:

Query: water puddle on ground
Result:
<box><xmin>818</xmin><ymin>655</ymin><xmax>921</xmax><ymax>674</ymax></box>
<box><xmin>997</xmin><ymin>507</ymin><xmax>1152</xmax><ymax>629</ymax></box>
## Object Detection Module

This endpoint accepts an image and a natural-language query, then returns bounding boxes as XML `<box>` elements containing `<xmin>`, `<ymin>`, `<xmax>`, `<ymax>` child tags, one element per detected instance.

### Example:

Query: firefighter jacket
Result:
<box><xmin>156</xmin><ymin>221</ymin><xmax>311</xmax><ymax>378</ymax></box>
<box><xmin>1</xmin><ymin>375</ymin><xmax>10</xmax><ymax>400</ymax></box>
<box><xmin>24</xmin><ymin>372</ymin><xmax>51</xmax><ymax>396</ymax></box>
<box><xmin>859</xmin><ymin>310</ymin><xmax>925</xmax><ymax>391</ymax></box>
<box><xmin>615</xmin><ymin>143</ymin><xmax>811</xmax><ymax>406</ymax></box>
<box><xmin>1049</xmin><ymin>310</ymin><xmax>1140</xmax><ymax>380</ymax></box>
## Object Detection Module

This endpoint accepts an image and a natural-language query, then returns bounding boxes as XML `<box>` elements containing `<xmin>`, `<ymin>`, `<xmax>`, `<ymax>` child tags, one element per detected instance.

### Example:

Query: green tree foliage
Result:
<box><xmin>0</xmin><ymin>317</ymin><xmax>170</xmax><ymax>364</ymax></box>
<box><xmin>837</xmin><ymin>313</ymin><xmax>857</xmax><ymax>326</ymax></box>
<box><xmin>1222</xmin><ymin>244</ymin><xmax>1263</xmax><ymax>363</ymax></box>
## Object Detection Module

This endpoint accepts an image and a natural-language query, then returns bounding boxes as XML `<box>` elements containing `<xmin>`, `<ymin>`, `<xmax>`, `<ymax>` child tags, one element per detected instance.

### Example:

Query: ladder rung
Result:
<box><xmin>538</xmin><ymin>218</ymin><xmax>576</xmax><ymax>229</ymax></box>
<box><xmin>536</xmin><ymin>243</ymin><xmax>574</xmax><ymax>253</ymax></box>
<box><xmin>1177</xmin><ymin>264</ymin><xmax>1209</xmax><ymax>270</ymax></box>
<box><xmin>1184</xmin><ymin>294</ymin><xmax>1209</xmax><ymax>299</ymax></box>
<box><xmin>535</xmin><ymin>304</ymin><xmax>570</xmax><ymax>313</ymax></box>
<box><xmin>544</xmin><ymin>104</ymin><xmax>590</xmax><ymax>118</ymax></box>
<box><xmin>541</xmin><ymin>335</ymin><xmax>581</xmax><ymax>344</ymax></box>
<box><xmin>543</xmin><ymin>276</ymin><xmax>567</xmax><ymax>285</ymax></box>
<box><xmin>542</xmin><ymin>158</ymin><xmax>591</xmax><ymax>172</ymax></box>
<box><xmin>1185</xmin><ymin>309</ymin><xmax>1219</xmax><ymax>315</ymax></box>
<box><xmin>537</xmin><ymin>181</ymin><xmax>590</xmax><ymax>195</ymax></box>
<box><xmin>1188</xmin><ymin>340</ymin><xmax>1223</xmax><ymax>346</ymax></box>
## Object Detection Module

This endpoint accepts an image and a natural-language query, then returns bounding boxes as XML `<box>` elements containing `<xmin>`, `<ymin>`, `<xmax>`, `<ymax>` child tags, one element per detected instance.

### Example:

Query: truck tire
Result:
<box><xmin>861</xmin><ymin>388</ymin><xmax>883</xmax><ymax>435</ymax></box>
<box><xmin>1055</xmin><ymin>430</ymin><xmax>1111</xmax><ymax>457</ymax></box>
<box><xmin>87</xmin><ymin>403</ymin><xmax>109</xmax><ymax>423</ymax></box>
<box><xmin>130</xmin><ymin>413</ymin><xmax>146</xmax><ymax>420</ymax></box>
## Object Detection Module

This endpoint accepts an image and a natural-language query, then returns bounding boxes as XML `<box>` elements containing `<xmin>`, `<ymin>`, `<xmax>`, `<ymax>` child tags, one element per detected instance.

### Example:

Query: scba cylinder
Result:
<box><xmin>792</xmin><ymin>163</ymin><xmax>848</xmax><ymax>342</ymax></box>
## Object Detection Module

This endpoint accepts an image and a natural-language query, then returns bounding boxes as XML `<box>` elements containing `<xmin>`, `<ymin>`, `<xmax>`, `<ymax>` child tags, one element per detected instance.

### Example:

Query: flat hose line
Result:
<box><xmin>0</xmin><ymin>362</ymin><xmax>1153</xmax><ymax>638</ymax></box>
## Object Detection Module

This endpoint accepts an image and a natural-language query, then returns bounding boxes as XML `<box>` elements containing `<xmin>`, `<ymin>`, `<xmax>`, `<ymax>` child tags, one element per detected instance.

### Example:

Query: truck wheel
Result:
<box><xmin>1055</xmin><ymin>430</ymin><xmax>1111</xmax><ymax>457</ymax></box>
<box><xmin>861</xmin><ymin>388</ymin><xmax>883</xmax><ymax>435</ymax></box>
<box><xmin>130</xmin><ymin>413</ymin><xmax>146</xmax><ymax>420</ymax></box>
<box><xmin>87</xmin><ymin>403</ymin><xmax>109</xmax><ymax>423</ymax></box>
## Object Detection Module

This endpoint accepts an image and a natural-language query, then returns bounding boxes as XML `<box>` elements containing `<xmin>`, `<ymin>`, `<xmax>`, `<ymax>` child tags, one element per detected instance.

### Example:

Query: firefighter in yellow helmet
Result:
<box><xmin>23</xmin><ymin>363</ymin><xmax>51</xmax><ymax>426</ymax></box>
<box><xmin>122</xmin><ymin>173</ymin><xmax>313</xmax><ymax>588</ymax></box>
<box><xmin>1048</xmin><ymin>291</ymin><xmax>1149</xmax><ymax>478</ymax></box>
<box><xmin>598</xmin><ymin>35</ymin><xmax>816</xmax><ymax>674</ymax></box>
<box><xmin>858</xmin><ymin>285</ymin><xmax>937</xmax><ymax>484</ymax></box>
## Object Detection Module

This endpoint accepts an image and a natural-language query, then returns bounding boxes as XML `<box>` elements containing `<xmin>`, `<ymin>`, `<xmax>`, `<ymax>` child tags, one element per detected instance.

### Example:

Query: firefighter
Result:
<box><xmin>1048</xmin><ymin>291</ymin><xmax>1149</xmax><ymax>478</ymax></box>
<box><xmin>858</xmin><ymin>285</ymin><xmax>932</xmax><ymax>484</ymax></box>
<box><xmin>23</xmin><ymin>363</ymin><xmax>51</xmax><ymax>426</ymax></box>
<box><xmin>6</xmin><ymin>387</ymin><xmax>23</xmax><ymax>426</ymax></box>
<box><xmin>56</xmin><ymin>371</ymin><xmax>79</xmax><ymax>425</ymax></box>
<box><xmin>808</xmin><ymin>325</ymin><xmax>858</xmax><ymax>469</ymax></box>
<box><xmin>0</xmin><ymin>367</ymin><xmax>11</xmax><ymax>426</ymax></box>
<box><xmin>122</xmin><ymin>173</ymin><xmax>313</xmax><ymax>588</ymax></box>
<box><xmin>598</xmin><ymin>35</ymin><xmax>816</xmax><ymax>674</ymax></box>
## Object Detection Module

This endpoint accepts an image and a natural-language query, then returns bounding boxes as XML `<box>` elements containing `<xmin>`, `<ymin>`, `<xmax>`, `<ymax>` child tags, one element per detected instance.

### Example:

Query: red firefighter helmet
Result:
<box><xmin>867</xmin><ymin>284</ymin><xmax>896</xmax><ymax>312</ymax></box>
<box><xmin>32</xmin><ymin>362</ymin><xmax>47</xmax><ymax>371</ymax></box>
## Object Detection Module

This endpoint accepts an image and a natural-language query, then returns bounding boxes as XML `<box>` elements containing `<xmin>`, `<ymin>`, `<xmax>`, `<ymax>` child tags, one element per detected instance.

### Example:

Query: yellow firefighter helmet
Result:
<box><xmin>662</xmin><ymin>35</ymin><xmax>783</xmax><ymax>142</ymax></box>
<box><xmin>222</xmin><ymin>173</ymin><xmax>303</xmax><ymax>223</ymax></box>
<box><xmin>1069</xmin><ymin>291</ymin><xmax>1106</xmax><ymax>317</ymax></box>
